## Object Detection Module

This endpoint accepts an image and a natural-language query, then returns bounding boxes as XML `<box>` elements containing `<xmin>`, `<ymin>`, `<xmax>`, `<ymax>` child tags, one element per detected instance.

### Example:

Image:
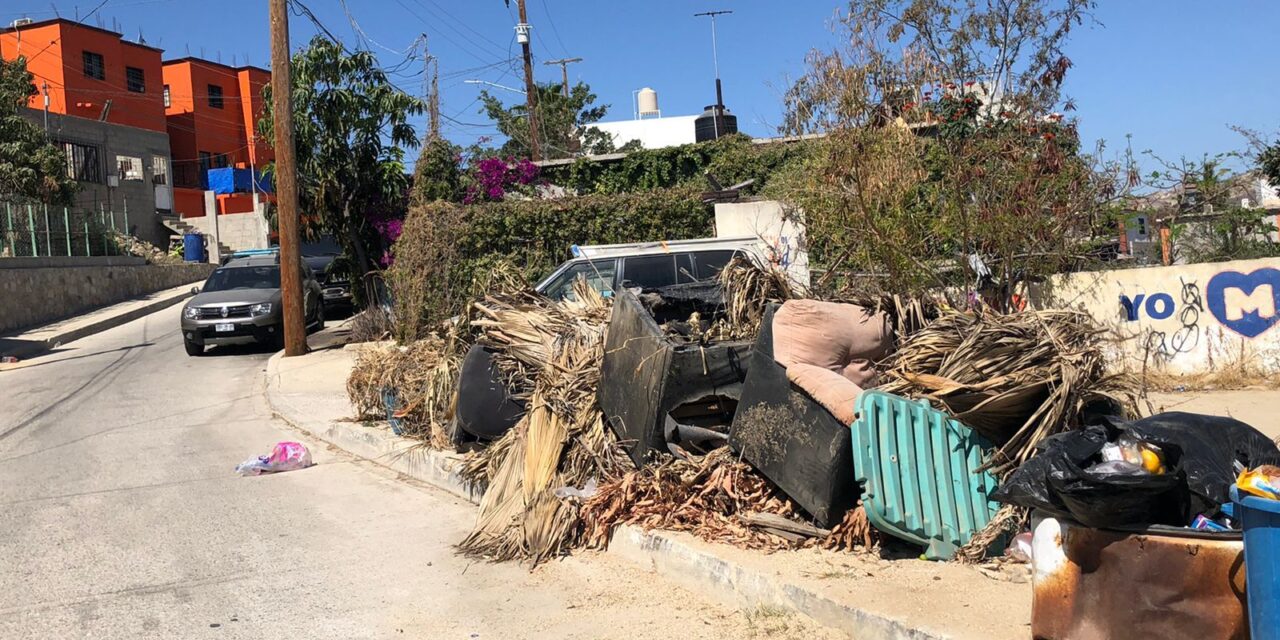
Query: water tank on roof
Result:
<box><xmin>637</xmin><ymin>87</ymin><xmax>659</xmax><ymax>118</ymax></box>
<box><xmin>694</xmin><ymin>105</ymin><xmax>737</xmax><ymax>142</ymax></box>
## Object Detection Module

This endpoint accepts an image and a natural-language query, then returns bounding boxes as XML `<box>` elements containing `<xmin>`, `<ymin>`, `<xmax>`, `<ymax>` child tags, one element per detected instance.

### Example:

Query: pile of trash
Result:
<box><xmin>349</xmin><ymin>249</ymin><xmax>1280</xmax><ymax>578</ymax></box>
<box><xmin>114</xmin><ymin>232</ymin><xmax>183</xmax><ymax>265</ymax></box>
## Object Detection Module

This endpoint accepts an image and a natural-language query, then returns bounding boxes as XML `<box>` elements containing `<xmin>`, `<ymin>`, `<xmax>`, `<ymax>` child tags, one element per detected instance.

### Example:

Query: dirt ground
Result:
<box><xmin>1146</xmin><ymin>389</ymin><xmax>1280</xmax><ymax>440</ymax></box>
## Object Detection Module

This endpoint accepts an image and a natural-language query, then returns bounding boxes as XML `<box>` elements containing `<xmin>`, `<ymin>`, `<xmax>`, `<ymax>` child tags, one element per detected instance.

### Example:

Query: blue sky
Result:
<box><xmin>5</xmin><ymin>0</ymin><xmax>1276</xmax><ymax>171</ymax></box>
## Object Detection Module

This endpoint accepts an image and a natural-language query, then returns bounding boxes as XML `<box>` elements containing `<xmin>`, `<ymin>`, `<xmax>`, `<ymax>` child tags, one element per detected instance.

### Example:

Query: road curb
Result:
<box><xmin>1</xmin><ymin>285</ymin><xmax>199</xmax><ymax>360</ymax></box>
<box><xmin>263</xmin><ymin>352</ymin><xmax>946</xmax><ymax>640</ymax></box>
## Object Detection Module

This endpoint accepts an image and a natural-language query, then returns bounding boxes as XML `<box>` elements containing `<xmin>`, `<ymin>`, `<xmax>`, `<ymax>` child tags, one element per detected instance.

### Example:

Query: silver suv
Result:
<box><xmin>180</xmin><ymin>254</ymin><xmax>324</xmax><ymax>356</ymax></box>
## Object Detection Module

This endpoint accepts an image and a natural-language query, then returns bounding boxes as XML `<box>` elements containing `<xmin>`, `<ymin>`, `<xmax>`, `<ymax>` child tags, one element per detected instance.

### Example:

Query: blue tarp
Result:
<box><xmin>205</xmin><ymin>168</ymin><xmax>274</xmax><ymax>195</ymax></box>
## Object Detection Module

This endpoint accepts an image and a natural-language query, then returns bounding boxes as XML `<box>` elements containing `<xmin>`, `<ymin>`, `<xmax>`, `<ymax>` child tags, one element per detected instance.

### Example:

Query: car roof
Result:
<box><xmin>223</xmin><ymin>255</ymin><xmax>279</xmax><ymax>268</ymax></box>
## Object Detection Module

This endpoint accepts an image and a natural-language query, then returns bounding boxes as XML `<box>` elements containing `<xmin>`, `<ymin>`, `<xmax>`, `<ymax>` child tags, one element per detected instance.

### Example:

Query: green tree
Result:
<box><xmin>410</xmin><ymin>136</ymin><xmax>463</xmax><ymax>204</ymax></box>
<box><xmin>772</xmin><ymin>0</ymin><xmax>1121</xmax><ymax>306</ymax></box>
<box><xmin>259</xmin><ymin>37</ymin><xmax>424</xmax><ymax>278</ymax></box>
<box><xmin>0</xmin><ymin>57</ymin><xmax>75</xmax><ymax>204</ymax></box>
<box><xmin>478</xmin><ymin>81</ymin><xmax>619</xmax><ymax>160</ymax></box>
<box><xmin>1261</xmin><ymin>142</ymin><xmax>1280</xmax><ymax>189</ymax></box>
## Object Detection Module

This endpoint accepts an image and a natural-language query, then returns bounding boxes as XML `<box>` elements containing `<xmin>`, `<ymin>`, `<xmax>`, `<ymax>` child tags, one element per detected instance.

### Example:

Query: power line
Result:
<box><xmin>539</xmin><ymin>0</ymin><xmax>570</xmax><ymax>58</ymax></box>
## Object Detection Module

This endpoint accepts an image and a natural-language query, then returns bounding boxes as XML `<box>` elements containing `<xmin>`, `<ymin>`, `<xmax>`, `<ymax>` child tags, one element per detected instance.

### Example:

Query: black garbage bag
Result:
<box><xmin>1102</xmin><ymin>411</ymin><xmax>1280</xmax><ymax>517</ymax></box>
<box><xmin>995</xmin><ymin>423</ymin><xmax>1188</xmax><ymax>529</ymax></box>
<box><xmin>996</xmin><ymin>412</ymin><xmax>1280</xmax><ymax>530</ymax></box>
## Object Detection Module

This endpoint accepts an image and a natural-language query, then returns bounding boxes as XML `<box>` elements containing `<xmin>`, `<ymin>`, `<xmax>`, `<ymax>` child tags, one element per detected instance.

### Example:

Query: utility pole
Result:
<box><xmin>428</xmin><ymin>59</ymin><xmax>440</xmax><ymax>140</ymax></box>
<box><xmin>514</xmin><ymin>0</ymin><xmax>541</xmax><ymax>161</ymax></box>
<box><xmin>694</xmin><ymin>10</ymin><xmax>732</xmax><ymax>138</ymax></box>
<box><xmin>543</xmin><ymin>57</ymin><xmax>582</xmax><ymax>98</ymax></box>
<box><xmin>41</xmin><ymin>81</ymin><xmax>49</xmax><ymax>133</ymax></box>
<box><xmin>420</xmin><ymin>33</ymin><xmax>439</xmax><ymax>141</ymax></box>
<box><xmin>269</xmin><ymin>0</ymin><xmax>307</xmax><ymax>357</ymax></box>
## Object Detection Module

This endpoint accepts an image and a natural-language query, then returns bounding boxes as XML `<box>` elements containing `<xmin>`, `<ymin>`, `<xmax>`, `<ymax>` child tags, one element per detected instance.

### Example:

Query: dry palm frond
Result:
<box><xmin>345</xmin><ymin>318</ymin><xmax>468</xmax><ymax>447</ymax></box>
<box><xmin>711</xmin><ymin>256</ymin><xmax>797</xmax><ymax>341</ymax></box>
<box><xmin>879</xmin><ymin>309</ymin><xmax>1140</xmax><ymax>476</ymax></box>
<box><xmin>955</xmin><ymin>504</ymin><xmax>1025</xmax><ymax>564</ymax></box>
<box><xmin>458</xmin><ymin>278</ymin><xmax>627</xmax><ymax>565</ymax></box>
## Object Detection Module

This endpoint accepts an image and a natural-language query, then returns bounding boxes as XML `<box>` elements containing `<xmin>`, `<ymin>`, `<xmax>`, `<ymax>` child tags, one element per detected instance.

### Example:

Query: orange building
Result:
<box><xmin>1</xmin><ymin>17</ymin><xmax>175</xmax><ymax>247</ymax></box>
<box><xmin>162</xmin><ymin>58</ymin><xmax>273</xmax><ymax>218</ymax></box>
<box><xmin>0</xmin><ymin>17</ymin><xmax>167</xmax><ymax>132</ymax></box>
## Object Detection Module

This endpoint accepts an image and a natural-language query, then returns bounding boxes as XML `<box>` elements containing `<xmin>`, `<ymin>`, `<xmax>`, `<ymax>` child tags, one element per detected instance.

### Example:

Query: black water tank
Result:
<box><xmin>694</xmin><ymin>105</ymin><xmax>737</xmax><ymax>142</ymax></box>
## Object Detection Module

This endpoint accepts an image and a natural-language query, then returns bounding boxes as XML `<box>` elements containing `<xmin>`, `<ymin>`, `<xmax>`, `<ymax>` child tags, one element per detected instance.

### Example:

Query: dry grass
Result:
<box><xmin>581</xmin><ymin>448</ymin><xmax>803</xmax><ymax>551</ymax></box>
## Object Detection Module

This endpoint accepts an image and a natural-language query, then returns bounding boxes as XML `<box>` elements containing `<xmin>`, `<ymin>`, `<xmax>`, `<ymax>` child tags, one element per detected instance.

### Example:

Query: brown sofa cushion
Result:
<box><xmin>772</xmin><ymin>299</ymin><xmax>892</xmax><ymax>387</ymax></box>
<box><xmin>785</xmin><ymin>363</ymin><xmax>862</xmax><ymax>425</ymax></box>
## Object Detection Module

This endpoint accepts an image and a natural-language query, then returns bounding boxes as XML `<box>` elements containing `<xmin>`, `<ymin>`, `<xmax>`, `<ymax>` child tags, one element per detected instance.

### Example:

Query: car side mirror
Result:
<box><xmin>190</xmin><ymin>286</ymin><xmax>200</xmax><ymax>295</ymax></box>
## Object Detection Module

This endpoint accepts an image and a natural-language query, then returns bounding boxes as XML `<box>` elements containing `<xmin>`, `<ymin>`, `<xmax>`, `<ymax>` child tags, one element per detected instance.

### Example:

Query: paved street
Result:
<box><xmin>0</xmin><ymin>306</ymin><xmax>836</xmax><ymax>639</ymax></box>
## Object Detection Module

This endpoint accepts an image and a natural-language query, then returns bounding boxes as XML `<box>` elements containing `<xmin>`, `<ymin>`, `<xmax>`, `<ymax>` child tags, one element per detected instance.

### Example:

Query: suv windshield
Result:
<box><xmin>203</xmin><ymin>266</ymin><xmax>281</xmax><ymax>292</ymax></box>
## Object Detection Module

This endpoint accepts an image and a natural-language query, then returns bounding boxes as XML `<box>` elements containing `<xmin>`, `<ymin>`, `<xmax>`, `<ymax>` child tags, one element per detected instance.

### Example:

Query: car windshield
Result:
<box><xmin>203</xmin><ymin>266</ymin><xmax>281</xmax><ymax>291</ymax></box>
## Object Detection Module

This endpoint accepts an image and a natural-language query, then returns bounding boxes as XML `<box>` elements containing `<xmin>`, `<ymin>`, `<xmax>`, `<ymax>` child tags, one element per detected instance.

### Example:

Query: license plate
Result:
<box><xmin>215</xmin><ymin>323</ymin><xmax>235</xmax><ymax>332</ymax></box>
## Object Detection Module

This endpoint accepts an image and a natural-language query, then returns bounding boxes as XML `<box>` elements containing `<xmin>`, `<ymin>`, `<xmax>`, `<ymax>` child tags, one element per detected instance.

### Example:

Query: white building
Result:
<box><xmin>592</xmin><ymin>115</ymin><xmax>699</xmax><ymax>150</ymax></box>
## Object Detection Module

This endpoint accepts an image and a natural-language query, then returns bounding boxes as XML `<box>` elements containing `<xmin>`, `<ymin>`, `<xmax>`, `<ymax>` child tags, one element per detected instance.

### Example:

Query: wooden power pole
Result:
<box><xmin>544</xmin><ymin>57</ymin><xmax>582</xmax><ymax>98</ymax></box>
<box><xmin>515</xmin><ymin>0</ymin><xmax>541</xmax><ymax>161</ymax></box>
<box><xmin>269</xmin><ymin>0</ymin><xmax>307</xmax><ymax>357</ymax></box>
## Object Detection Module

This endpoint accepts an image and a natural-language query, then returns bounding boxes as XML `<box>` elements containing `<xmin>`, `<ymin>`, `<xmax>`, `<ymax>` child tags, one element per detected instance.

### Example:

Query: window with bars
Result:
<box><xmin>82</xmin><ymin>51</ymin><xmax>105</xmax><ymax>80</ymax></box>
<box><xmin>126</xmin><ymin>66</ymin><xmax>145</xmax><ymax>93</ymax></box>
<box><xmin>60</xmin><ymin>141</ymin><xmax>103</xmax><ymax>183</ymax></box>
<box><xmin>207</xmin><ymin>84</ymin><xmax>223</xmax><ymax>109</ymax></box>
<box><xmin>117</xmin><ymin>155</ymin><xmax>144</xmax><ymax>181</ymax></box>
<box><xmin>152</xmin><ymin>156</ymin><xmax>169</xmax><ymax>185</ymax></box>
<box><xmin>163</xmin><ymin>84</ymin><xmax>171</xmax><ymax>107</ymax></box>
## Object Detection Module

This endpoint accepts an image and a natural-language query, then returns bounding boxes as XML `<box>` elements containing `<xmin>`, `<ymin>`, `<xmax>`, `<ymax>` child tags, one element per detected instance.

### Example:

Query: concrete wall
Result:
<box><xmin>1030</xmin><ymin>257</ymin><xmax>1280</xmax><ymax>375</ymax></box>
<box><xmin>181</xmin><ymin>206</ymin><xmax>269</xmax><ymax>261</ymax></box>
<box><xmin>22</xmin><ymin>107</ymin><xmax>174</xmax><ymax>250</ymax></box>
<box><xmin>714</xmin><ymin>199</ymin><xmax>811</xmax><ymax>289</ymax></box>
<box><xmin>0</xmin><ymin>263</ymin><xmax>213</xmax><ymax>334</ymax></box>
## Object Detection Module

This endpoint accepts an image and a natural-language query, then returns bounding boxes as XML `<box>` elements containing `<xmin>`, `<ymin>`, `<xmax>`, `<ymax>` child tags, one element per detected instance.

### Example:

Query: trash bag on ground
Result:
<box><xmin>995</xmin><ymin>412</ymin><xmax>1280</xmax><ymax>529</ymax></box>
<box><xmin>1108</xmin><ymin>412</ymin><xmax>1280</xmax><ymax>516</ymax></box>
<box><xmin>235</xmin><ymin>441</ymin><xmax>313</xmax><ymax>476</ymax></box>
<box><xmin>995</xmin><ymin>422</ymin><xmax>1186</xmax><ymax>529</ymax></box>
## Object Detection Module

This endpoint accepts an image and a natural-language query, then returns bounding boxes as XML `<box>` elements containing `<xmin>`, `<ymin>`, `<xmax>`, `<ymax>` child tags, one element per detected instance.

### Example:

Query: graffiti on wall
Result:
<box><xmin>1121</xmin><ymin>267</ymin><xmax>1280</xmax><ymax>340</ymax></box>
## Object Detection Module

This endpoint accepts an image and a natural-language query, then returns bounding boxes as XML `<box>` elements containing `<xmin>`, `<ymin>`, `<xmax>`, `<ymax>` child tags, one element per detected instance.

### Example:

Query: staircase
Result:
<box><xmin>160</xmin><ymin>215</ymin><xmax>232</xmax><ymax>260</ymax></box>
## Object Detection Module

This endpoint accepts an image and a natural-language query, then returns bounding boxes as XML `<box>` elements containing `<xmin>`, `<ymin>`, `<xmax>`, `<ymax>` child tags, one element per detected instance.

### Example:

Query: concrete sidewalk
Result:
<box><xmin>264</xmin><ymin>346</ymin><xmax>1032</xmax><ymax>640</ymax></box>
<box><xmin>0</xmin><ymin>281</ymin><xmax>200</xmax><ymax>361</ymax></box>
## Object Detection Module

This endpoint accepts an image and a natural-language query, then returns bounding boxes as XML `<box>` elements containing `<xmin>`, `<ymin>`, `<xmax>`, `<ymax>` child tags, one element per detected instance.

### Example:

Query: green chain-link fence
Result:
<box><xmin>0</xmin><ymin>200</ymin><xmax>125</xmax><ymax>258</ymax></box>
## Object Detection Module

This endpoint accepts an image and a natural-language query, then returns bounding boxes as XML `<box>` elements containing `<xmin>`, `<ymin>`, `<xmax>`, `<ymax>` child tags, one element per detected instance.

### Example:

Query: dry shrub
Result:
<box><xmin>349</xmin><ymin>307</ymin><xmax>393</xmax><ymax>344</ymax></box>
<box><xmin>344</xmin><ymin>321</ymin><xmax>468</xmax><ymax>445</ymax></box>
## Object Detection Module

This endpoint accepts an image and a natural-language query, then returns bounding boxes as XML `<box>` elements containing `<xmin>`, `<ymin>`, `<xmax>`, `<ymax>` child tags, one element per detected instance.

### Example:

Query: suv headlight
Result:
<box><xmin>183</xmin><ymin>306</ymin><xmax>200</xmax><ymax>320</ymax></box>
<box><xmin>250</xmin><ymin>303</ymin><xmax>273</xmax><ymax>316</ymax></box>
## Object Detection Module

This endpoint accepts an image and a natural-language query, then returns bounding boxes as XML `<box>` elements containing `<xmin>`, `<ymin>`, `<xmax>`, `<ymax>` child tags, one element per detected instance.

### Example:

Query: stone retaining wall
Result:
<box><xmin>0</xmin><ymin>263</ymin><xmax>214</xmax><ymax>334</ymax></box>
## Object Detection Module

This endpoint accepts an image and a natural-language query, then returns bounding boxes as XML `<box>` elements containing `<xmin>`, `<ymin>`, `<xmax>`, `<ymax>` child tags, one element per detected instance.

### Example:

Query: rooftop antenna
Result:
<box><xmin>137</xmin><ymin>28</ymin><xmax>146</xmax><ymax>45</ymax></box>
<box><xmin>693</xmin><ymin>10</ymin><xmax>733</xmax><ymax>137</ymax></box>
<box><xmin>50</xmin><ymin>3</ymin><xmax>60</xmax><ymax>18</ymax></box>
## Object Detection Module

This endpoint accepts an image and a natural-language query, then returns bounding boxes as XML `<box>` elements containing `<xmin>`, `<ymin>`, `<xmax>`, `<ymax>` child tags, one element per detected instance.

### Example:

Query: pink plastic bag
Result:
<box><xmin>235</xmin><ymin>441</ymin><xmax>313</xmax><ymax>476</ymax></box>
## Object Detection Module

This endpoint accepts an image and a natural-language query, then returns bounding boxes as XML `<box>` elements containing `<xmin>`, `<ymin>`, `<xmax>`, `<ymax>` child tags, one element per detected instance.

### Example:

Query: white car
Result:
<box><xmin>534</xmin><ymin>236</ymin><xmax>792</xmax><ymax>300</ymax></box>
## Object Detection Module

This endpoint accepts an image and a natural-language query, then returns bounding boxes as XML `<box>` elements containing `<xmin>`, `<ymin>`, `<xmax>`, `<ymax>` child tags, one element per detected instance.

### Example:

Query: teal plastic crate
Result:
<box><xmin>850</xmin><ymin>390</ymin><xmax>1002</xmax><ymax>560</ymax></box>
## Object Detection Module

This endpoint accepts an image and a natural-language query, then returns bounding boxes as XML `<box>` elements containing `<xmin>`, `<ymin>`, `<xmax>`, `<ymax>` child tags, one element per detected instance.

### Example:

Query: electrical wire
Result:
<box><xmin>539</xmin><ymin>0</ymin><xmax>571</xmax><ymax>58</ymax></box>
